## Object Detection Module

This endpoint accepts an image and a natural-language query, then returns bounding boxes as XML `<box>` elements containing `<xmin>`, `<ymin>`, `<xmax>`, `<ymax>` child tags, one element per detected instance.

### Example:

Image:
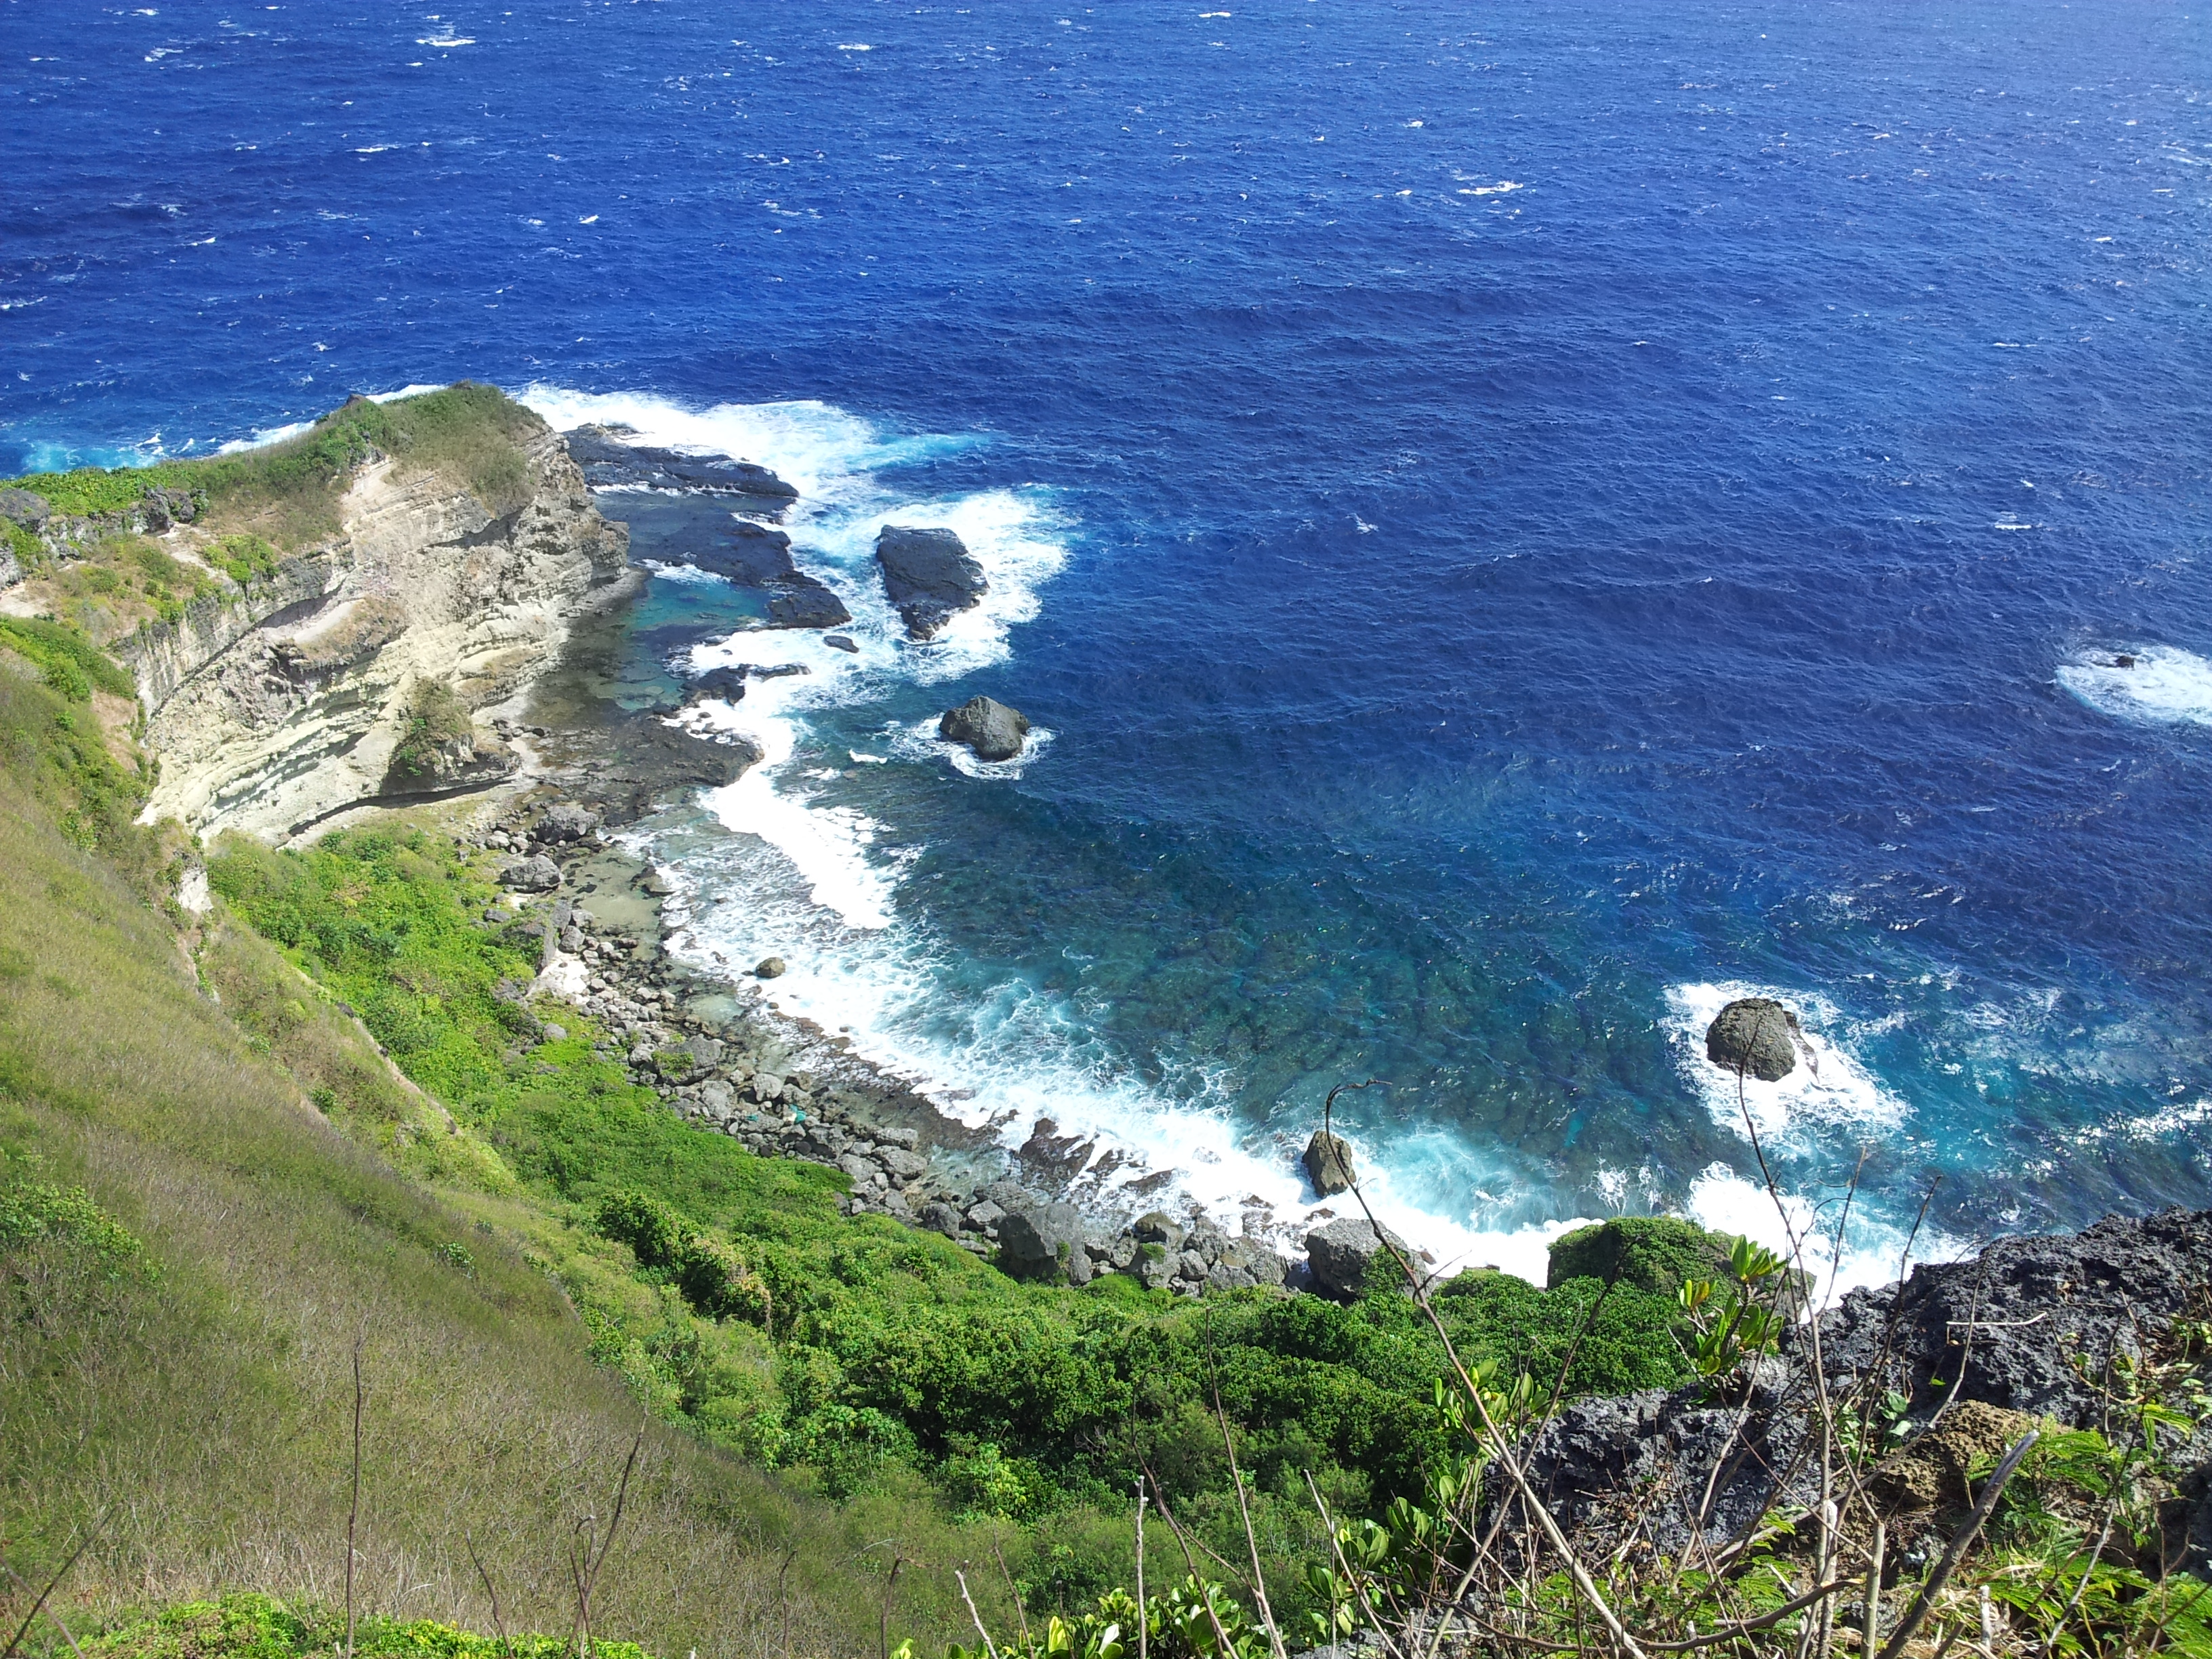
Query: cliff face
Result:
<box><xmin>140</xmin><ymin>426</ymin><xmax>629</xmax><ymax>838</ymax></box>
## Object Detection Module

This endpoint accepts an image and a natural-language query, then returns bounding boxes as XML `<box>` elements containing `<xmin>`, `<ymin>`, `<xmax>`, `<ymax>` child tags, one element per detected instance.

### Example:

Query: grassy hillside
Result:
<box><xmin>2</xmin><ymin>384</ymin><xmax>543</xmax><ymax>650</ymax></box>
<box><xmin>0</xmin><ymin>663</ymin><xmax>1019</xmax><ymax>1659</ymax></box>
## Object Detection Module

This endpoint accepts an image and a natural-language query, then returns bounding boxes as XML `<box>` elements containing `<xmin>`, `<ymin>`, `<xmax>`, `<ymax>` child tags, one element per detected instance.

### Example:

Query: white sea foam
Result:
<box><xmin>529</xmin><ymin>385</ymin><xmax>1948</xmax><ymax>1290</ymax></box>
<box><xmin>1663</xmin><ymin>981</ymin><xmax>1910</xmax><ymax>1145</ymax></box>
<box><xmin>2057</xmin><ymin>645</ymin><xmax>2212</xmax><ymax>730</ymax></box>
<box><xmin>890</xmin><ymin>716</ymin><xmax>1057</xmax><ymax>779</ymax></box>
<box><xmin>1687</xmin><ymin>1163</ymin><xmax>1967</xmax><ymax>1304</ymax></box>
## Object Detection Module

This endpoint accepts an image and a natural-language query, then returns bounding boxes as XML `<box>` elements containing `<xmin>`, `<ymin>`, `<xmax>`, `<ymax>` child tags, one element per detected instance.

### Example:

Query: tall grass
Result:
<box><xmin>0</xmin><ymin>769</ymin><xmax>1038</xmax><ymax>1659</ymax></box>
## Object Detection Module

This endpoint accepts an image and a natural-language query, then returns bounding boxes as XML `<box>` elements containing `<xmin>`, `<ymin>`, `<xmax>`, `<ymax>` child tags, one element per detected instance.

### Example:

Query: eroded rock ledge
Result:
<box><xmin>139</xmin><ymin>421</ymin><xmax>630</xmax><ymax>838</ymax></box>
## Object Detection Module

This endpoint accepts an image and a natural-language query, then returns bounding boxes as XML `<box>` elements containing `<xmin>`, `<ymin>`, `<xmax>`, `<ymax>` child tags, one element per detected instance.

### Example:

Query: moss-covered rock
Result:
<box><xmin>1546</xmin><ymin>1215</ymin><xmax>1736</xmax><ymax>1296</ymax></box>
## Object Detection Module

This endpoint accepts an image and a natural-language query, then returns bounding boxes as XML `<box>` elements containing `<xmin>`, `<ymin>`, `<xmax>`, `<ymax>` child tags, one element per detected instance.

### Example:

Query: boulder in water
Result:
<box><xmin>1303</xmin><ymin>1130</ymin><xmax>1356</xmax><ymax>1196</ymax></box>
<box><xmin>876</xmin><ymin>525</ymin><xmax>987</xmax><ymax>640</ymax></box>
<box><xmin>1704</xmin><ymin>996</ymin><xmax>1801</xmax><ymax>1082</ymax></box>
<box><xmin>754</xmin><ymin>956</ymin><xmax>786</xmax><ymax>979</ymax></box>
<box><xmin>939</xmin><ymin>695</ymin><xmax>1031</xmax><ymax>762</ymax></box>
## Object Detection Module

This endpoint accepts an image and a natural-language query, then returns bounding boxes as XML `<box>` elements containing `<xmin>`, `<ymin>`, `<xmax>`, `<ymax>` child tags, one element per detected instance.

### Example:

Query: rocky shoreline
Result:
<box><xmin>461</xmin><ymin>787</ymin><xmax>1318</xmax><ymax>1298</ymax></box>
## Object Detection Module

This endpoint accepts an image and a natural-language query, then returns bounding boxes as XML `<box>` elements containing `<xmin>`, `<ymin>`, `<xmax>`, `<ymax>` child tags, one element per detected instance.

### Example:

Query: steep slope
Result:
<box><xmin>0</xmin><ymin>668</ymin><xmax>980</xmax><ymax>1658</ymax></box>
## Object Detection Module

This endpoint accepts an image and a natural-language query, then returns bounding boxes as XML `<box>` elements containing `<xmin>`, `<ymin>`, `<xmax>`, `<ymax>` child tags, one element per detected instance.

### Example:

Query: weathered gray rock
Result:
<box><xmin>876</xmin><ymin>525</ymin><xmax>987</xmax><ymax>640</ymax></box>
<box><xmin>501</xmin><ymin>855</ymin><xmax>561</xmax><ymax>893</ymax></box>
<box><xmin>998</xmin><ymin>1202</ymin><xmax>1088</xmax><ymax>1281</ymax></box>
<box><xmin>1704</xmin><ymin>997</ymin><xmax>1800</xmax><ymax>1082</ymax></box>
<box><xmin>965</xmin><ymin>1199</ymin><xmax>1008</xmax><ymax>1233</ymax></box>
<box><xmin>878</xmin><ymin>1146</ymin><xmax>928</xmax><ymax>1182</ymax></box>
<box><xmin>1304</xmin><ymin>1216</ymin><xmax>1410</xmax><ymax>1300</ymax></box>
<box><xmin>537</xmin><ymin>801</ymin><xmax>601</xmax><ymax>843</ymax></box>
<box><xmin>687</xmin><ymin>1033</ymin><xmax>724</xmax><ymax>1068</ymax></box>
<box><xmin>1303</xmin><ymin>1130</ymin><xmax>1356</xmax><ymax>1196</ymax></box>
<box><xmin>918</xmin><ymin>1200</ymin><xmax>964</xmax><ymax>1238</ymax></box>
<box><xmin>562</xmin><ymin>426</ymin><xmax>799</xmax><ymax>501</ymax></box>
<box><xmin>938</xmin><ymin>695</ymin><xmax>1031</xmax><ymax>763</ymax></box>
<box><xmin>755</xmin><ymin>957</ymin><xmax>786</xmax><ymax>979</ymax></box>
<box><xmin>0</xmin><ymin>487</ymin><xmax>51</xmax><ymax>529</ymax></box>
<box><xmin>1132</xmin><ymin>1211</ymin><xmax>1187</xmax><ymax>1251</ymax></box>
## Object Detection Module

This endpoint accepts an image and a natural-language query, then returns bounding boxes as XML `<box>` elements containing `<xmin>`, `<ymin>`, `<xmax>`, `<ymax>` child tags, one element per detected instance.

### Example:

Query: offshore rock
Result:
<box><xmin>562</xmin><ymin>425</ymin><xmax>798</xmax><ymax>504</ymax></box>
<box><xmin>876</xmin><ymin>525</ymin><xmax>987</xmax><ymax>640</ymax></box>
<box><xmin>1303</xmin><ymin>1130</ymin><xmax>1356</xmax><ymax>1196</ymax></box>
<box><xmin>938</xmin><ymin>695</ymin><xmax>1030</xmax><ymax>762</ymax></box>
<box><xmin>1704</xmin><ymin>996</ymin><xmax>1801</xmax><ymax>1082</ymax></box>
<box><xmin>676</xmin><ymin>518</ymin><xmax>851</xmax><ymax>631</ymax></box>
<box><xmin>754</xmin><ymin>957</ymin><xmax>785</xmax><ymax>979</ymax></box>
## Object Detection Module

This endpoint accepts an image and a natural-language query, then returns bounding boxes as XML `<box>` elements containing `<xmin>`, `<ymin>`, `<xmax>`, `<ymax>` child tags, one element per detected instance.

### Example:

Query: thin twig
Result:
<box><xmin>1</xmin><ymin>1525</ymin><xmax>98</xmax><ymax>1659</ymax></box>
<box><xmin>989</xmin><ymin>1535</ymin><xmax>1031</xmax><ymax>1656</ymax></box>
<box><xmin>1206</xmin><ymin>1355</ymin><xmax>1286</xmax><ymax>1659</ymax></box>
<box><xmin>1876</xmin><ymin>1431</ymin><xmax>2038</xmax><ymax>1659</ymax></box>
<box><xmin>464</xmin><ymin>1530</ymin><xmax>511</xmax><ymax>1658</ymax></box>
<box><xmin>1347</xmin><ymin>1181</ymin><xmax>1651</xmax><ymax>1659</ymax></box>
<box><xmin>1302</xmin><ymin>1472</ymin><xmax>1410</xmax><ymax>1659</ymax></box>
<box><xmin>2043</xmin><ymin>1500</ymin><xmax>2115</xmax><ymax>1658</ymax></box>
<box><xmin>1145</xmin><ymin>1474</ymin><xmax>1242</xmax><ymax>1659</ymax></box>
<box><xmin>878</xmin><ymin>1555</ymin><xmax>905</xmax><ymax>1659</ymax></box>
<box><xmin>1134</xmin><ymin>1481</ymin><xmax>1147</xmax><ymax>1659</ymax></box>
<box><xmin>346</xmin><ymin>1333</ymin><xmax>365</xmax><ymax>1659</ymax></box>
<box><xmin>956</xmin><ymin>1572</ymin><xmax>1001</xmax><ymax>1659</ymax></box>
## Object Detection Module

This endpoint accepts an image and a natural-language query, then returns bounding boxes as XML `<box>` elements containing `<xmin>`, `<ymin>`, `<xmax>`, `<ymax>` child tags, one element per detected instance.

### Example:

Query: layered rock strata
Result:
<box><xmin>137</xmin><ymin>426</ymin><xmax>630</xmax><ymax>838</ymax></box>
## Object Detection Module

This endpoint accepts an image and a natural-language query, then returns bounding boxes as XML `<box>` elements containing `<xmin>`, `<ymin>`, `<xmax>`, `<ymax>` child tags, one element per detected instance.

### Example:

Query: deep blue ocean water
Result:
<box><xmin>7</xmin><ymin>1</ymin><xmax>2211</xmax><ymax>1280</ymax></box>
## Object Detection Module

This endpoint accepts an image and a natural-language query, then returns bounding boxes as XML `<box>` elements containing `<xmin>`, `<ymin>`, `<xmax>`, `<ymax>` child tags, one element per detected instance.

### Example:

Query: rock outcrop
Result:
<box><xmin>1704</xmin><ymin>996</ymin><xmax>1801</xmax><ymax>1082</ymax></box>
<box><xmin>1517</xmin><ymin>1208</ymin><xmax>2212</xmax><ymax>1561</ymax></box>
<box><xmin>1303</xmin><ymin>1130</ymin><xmax>1356</xmax><ymax>1196</ymax></box>
<box><xmin>563</xmin><ymin>424</ymin><xmax>798</xmax><ymax>506</ymax></box>
<box><xmin>875</xmin><ymin>525</ymin><xmax>986</xmax><ymax>640</ymax></box>
<box><xmin>137</xmin><ymin>419</ymin><xmax>630</xmax><ymax>838</ymax></box>
<box><xmin>939</xmin><ymin>695</ymin><xmax>1030</xmax><ymax>762</ymax></box>
<box><xmin>1305</xmin><ymin>1216</ymin><xmax>1408</xmax><ymax>1300</ymax></box>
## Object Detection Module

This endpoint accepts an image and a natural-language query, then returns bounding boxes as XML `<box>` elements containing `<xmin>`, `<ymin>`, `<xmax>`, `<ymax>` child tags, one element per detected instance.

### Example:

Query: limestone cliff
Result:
<box><xmin>138</xmin><ymin>423</ymin><xmax>629</xmax><ymax>838</ymax></box>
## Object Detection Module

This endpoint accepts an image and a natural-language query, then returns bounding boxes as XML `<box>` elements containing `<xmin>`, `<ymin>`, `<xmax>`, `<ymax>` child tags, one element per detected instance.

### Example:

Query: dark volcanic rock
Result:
<box><xmin>938</xmin><ymin>695</ymin><xmax>1030</xmax><ymax>762</ymax></box>
<box><xmin>685</xmin><ymin>668</ymin><xmax>749</xmax><ymax>705</ymax></box>
<box><xmin>1704</xmin><ymin>996</ymin><xmax>1801</xmax><ymax>1082</ymax></box>
<box><xmin>876</xmin><ymin>525</ymin><xmax>987</xmax><ymax>640</ymax></box>
<box><xmin>765</xmin><ymin>580</ymin><xmax>851</xmax><ymax>630</ymax></box>
<box><xmin>1515</xmin><ymin>1208</ymin><xmax>2212</xmax><ymax>1561</ymax></box>
<box><xmin>688</xmin><ymin>520</ymin><xmax>802</xmax><ymax>585</ymax></box>
<box><xmin>565</xmin><ymin>425</ymin><xmax>798</xmax><ymax>504</ymax></box>
<box><xmin>1818</xmin><ymin>1206</ymin><xmax>2212</xmax><ymax>1423</ymax></box>
<box><xmin>1303</xmin><ymin>1130</ymin><xmax>1356</xmax><ymax>1197</ymax></box>
<box><xmin>825</xmin><ymin>634</ymin><xmax>859</xmax><ymax>653</ymax></box>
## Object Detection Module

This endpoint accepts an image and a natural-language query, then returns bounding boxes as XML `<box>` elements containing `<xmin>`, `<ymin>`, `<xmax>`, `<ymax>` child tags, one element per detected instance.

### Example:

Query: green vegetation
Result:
<box><xmin>0</xmin><ymin>733</ymin><xmax>1031</xmax><ymax>1658</ymax></box>
<box><xmin>84</xmin><ymin>1593</ymin><xmax>655</xmax><ymax>1659</ymax></box>
<box><xmin>1545</xmin><ymin>1212</ymin><xmax>1735</xmax><ymax>1295</ymax></box>
<box><xmin>3</xmin><ymin>383</ymin><xmax>542</xmax><ymax>550</ymax></box>
<box><xmin>199</xmin><ymin>823</ymin><xmax>1700</xmax><ymax>1622</ymax></box>
<box><xmin>0</xmin><ymin>642</ymin><xmax>165</xmax><ymax>873</ymax></box>
<box><xmin>383</xmin><ymin>678</ymin><xmax>477</xmax><ymax>791</ymax></box>
<box><xmin>0</xmin><ymin>616</ymin><xmax>137</xmax><ymax>703</ymax></box>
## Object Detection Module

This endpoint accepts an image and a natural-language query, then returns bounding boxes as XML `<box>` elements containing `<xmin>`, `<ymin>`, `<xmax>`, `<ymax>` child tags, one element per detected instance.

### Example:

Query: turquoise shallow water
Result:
<box><xmin>5</xmin><ymin>1</ymin><xmax>2210</xmax><ymax>1278</ymax></box>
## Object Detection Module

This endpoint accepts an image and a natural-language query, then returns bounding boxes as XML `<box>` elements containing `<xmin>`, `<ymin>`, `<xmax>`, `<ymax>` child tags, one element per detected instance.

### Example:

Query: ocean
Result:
<box><xmin>7</xmin><ymin>0</ymin><xmax>2209</xmax><ymax>1287</ymax></box>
